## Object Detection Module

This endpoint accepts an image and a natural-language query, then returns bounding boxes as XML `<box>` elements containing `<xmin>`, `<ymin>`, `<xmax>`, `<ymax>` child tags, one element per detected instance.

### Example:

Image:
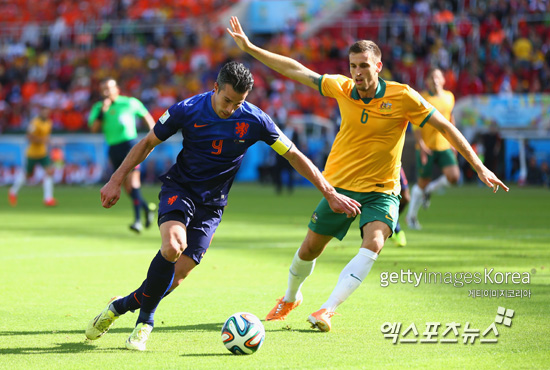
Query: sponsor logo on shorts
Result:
<box><xmin>194</xmin><ymin>123</ymin><xmax>208</xmax><ymax>128</ymax></box>
<box><xmin>168</xmin><ymin>195</ymin><xmax>178</xmax><ymax>206</ymax></box>
<box><xmin>385</xmin><ymin>214</ymin><xmax>394</xmax><ymax>222</ymax></box>
<box><xmin>311</xmin><ymin>212</ymin><xmax>318</xmax><ymax>224</ymax></box>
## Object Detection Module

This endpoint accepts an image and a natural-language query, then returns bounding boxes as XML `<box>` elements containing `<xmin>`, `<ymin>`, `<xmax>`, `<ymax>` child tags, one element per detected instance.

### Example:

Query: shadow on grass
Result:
<box><xmin>0</xmin><ymin>322</ymin><xmax>225</xmax><ymax>338</ymax></box>
<box><xmin>180</xmin><ymin>353</ymin><xmax>233</xmax><ymax>357</ymax></box>
<box><xmin>0</xmin><ymin>341</ymin><xmax>119</xmax><ymax>355</ymax></box>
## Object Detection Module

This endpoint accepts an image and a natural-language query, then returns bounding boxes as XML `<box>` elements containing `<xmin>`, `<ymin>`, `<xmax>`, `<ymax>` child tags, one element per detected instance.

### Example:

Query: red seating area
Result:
<box><xmin>0</xmin><ymin>0</ymin><xmax>548</xmax><ymax>133</ymax></box>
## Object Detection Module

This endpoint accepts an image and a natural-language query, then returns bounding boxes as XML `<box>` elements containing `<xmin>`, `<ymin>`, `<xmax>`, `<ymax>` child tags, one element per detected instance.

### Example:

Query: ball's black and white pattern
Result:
<box><xmin>221</xmin><ymin>312</ymin><xmax>265</xmax><ymax>355</ymax></box>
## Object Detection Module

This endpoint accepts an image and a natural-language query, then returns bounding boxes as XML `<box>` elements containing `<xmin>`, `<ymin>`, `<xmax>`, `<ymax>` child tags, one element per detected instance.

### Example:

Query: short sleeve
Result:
<box><xmin>130</xmin><ymin>97</ymin><xmax>150</xmax><ymax>117</ymax></box>
<box><xmin>153</xmin><ymin>103</ymin><xmax>185</xmax><ymax>141</ymax></box>
<box><xmin>403</xmin><ymin>86</ymin><xmax>436</xmax><ymax>128</ymax></box>
<box><xmin>87</xmin><ymin>102</ymin><xmax>101</xmax><ymax>127</ymax></box>
<box><xmin>319</xmin><ymin>74</ymin><xmax>346</xmax><ymax>98</ymax></box>
<box><xmin>258</xmin><ymin>112</ymin><xmax>280</xmax><ymax>146</ymax></box>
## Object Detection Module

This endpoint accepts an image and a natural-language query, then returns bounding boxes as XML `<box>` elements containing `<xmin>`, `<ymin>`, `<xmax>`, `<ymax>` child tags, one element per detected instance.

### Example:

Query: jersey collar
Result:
<box><xmin>351</xmin><ymin>77</ymin><xmax>386</xmax><ymax>104</ymax></box>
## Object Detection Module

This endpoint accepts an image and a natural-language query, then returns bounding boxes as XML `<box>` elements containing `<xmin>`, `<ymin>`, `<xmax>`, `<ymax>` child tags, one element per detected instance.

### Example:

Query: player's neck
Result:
<box><xmin>429</xmin><ymin>87</ymin><xmax>443</xmax><ymax>96</ymax></box>
<box><xmin>358</xmin><ymin>80</ymin><xmax>378</xmax><ymax>99</ymax></box>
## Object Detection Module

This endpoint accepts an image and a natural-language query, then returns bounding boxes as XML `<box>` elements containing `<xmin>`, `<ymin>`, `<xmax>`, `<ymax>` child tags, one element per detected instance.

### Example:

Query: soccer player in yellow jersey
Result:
<box><xmin>9</xmin><ymin>105</ymin><xmax>57</xmax><ymax>207</ymax></box>
<box><xmin>406</xmin><ymin>68</ymin><xmax>460</xmax><ymax>230</ymax></box>
<box><xmin>228</xmin><ymin>16</ymin><xmax>508</xmax><ymax>332</ymax></box>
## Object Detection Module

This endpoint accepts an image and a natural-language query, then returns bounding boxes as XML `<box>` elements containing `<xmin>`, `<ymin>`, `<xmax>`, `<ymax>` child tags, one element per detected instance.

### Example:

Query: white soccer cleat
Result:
<box><xmin>126</xmin><ymin>323</ymin><xmax>153</xmax><ymax>351</ymax></box>
<box><xmin>406</xmin><ymin>215</ymin><xmax>422</xmax><ymax>230</ymax></box>
<box><xmin>421</xmin><ymin>191</ymin><xmax>431</xmax><ymax>209</ymax></box>
<box><xmin>86</xmin><ymin>296</ymin><xmax>122</xmax><ymax>340</ymax></box>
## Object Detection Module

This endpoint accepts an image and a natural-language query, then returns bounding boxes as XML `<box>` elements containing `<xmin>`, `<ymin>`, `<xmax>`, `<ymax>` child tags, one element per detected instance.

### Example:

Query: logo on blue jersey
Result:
<box><xmin>235</xmin><ymin>122</ymin><xmax>249</xmax><ymax>138</ymax></box>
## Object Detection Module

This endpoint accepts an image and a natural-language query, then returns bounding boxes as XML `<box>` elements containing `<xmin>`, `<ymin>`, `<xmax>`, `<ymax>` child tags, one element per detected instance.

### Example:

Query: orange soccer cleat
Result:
<box><xmin>44</xmin><ymin>198</ymin><xmax>57</xmax><ymax>207</ymax></box>
<box><xmin>265</xmin><ymin>296</ymin><xmax>302</xmax><ymax>321</ymax></box>
<box><xmin>307</xmin><ymin>309</ymin><xmax>338</xmax><ymax>332</ymax></box>
<box><xmin>8</xmin><ymin>192</ymin><xmax>17</xmax><ymax>207</ymax></box>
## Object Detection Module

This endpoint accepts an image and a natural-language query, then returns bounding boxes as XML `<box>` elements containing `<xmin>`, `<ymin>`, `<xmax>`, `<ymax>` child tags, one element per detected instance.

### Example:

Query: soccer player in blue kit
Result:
<box><xmin>85</xmin><ymin>62</ymin><xmax>361</xmax><ymax>351</ymax></box>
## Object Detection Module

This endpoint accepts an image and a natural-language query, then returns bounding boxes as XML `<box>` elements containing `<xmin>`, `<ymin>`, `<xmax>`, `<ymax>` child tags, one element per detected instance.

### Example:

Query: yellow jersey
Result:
<box><xmin>414</xmin><ymin>89</ymin><xmax>455</xmax><ymax>151</ymax></box>
<box><xmin>319</xmin><ymin>75</ymin><xmax>435</xmax><ymax>195</ymax></box>
<box><xmin>26</xmin><ymin>116</ymin><xmax>52</xmax><ymax>159</ymax></box>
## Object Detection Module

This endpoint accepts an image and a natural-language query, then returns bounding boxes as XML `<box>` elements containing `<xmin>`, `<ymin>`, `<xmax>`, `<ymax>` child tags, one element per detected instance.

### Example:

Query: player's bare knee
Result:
<box><xmin>298</xmin><ymin>242</ymin><xmax>323</xmax><ymax>260</ymax></box>
<box><xmin>161</xmin><ymin>238</ymin><xmax>186</xmax><ymax>262</ymax></box>
<box><xmin>361</xmin><ymin>237</ymin><xmax>384</xmax><ymax>254</ymax></box>
<box><xmin>447</xmin><ymin>174</ymin><xmax>460</xmax><ymax>185</ymax></box>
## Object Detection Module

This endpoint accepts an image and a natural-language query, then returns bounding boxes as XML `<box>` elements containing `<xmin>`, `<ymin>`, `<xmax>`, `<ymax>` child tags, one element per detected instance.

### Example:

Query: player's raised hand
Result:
<box><xmin>477</xmin><ymin>166</ymin><xmax>509</xmax><ymax>193</ymax></box>
<box><xmin>227</xmin><ymin>16</ymin><xmax>251</xmax><ymax>51</ymax></box>
<box><xmin>326</xmin><ymin>192</ymin><xmax>362</xmax><ymax>218</ymax></box>
<box><xmin>100</xmin><ymin>180</ymin><xmax>121</xmax><ymax>208</ymax></box>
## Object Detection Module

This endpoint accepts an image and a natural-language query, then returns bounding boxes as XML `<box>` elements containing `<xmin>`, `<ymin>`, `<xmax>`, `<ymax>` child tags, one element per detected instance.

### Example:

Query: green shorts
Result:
<box><xmin>416</xmin><ymin>148</ymin><xmax>458</xmax><ymax>179</ymax></box>
<box><xmin>308</xmin><ymin>188</ymin><xmax>400</xmax><ymax>241</ymax></box>
<box><xmin>26</xmin><ymin>156</ymin><xmax>51</xmax><ymax>175</ymax></box>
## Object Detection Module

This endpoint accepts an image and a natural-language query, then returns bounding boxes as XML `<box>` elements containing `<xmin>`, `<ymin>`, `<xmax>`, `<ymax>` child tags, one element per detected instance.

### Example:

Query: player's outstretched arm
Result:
<box><xmin>282</xmin><ymin>145</ymin><xmax>361</xmax><ymax>217</ymax></box>
<box><xmin>101</xmin><ymin>130</ymin><xmax>162</xmax><ymax>208</ymax></box>
<box><xmin>143</xmin><ymin>112</ymin><xmax>156</xmax><ymax>131</ymax></box>
<box><xmin>427</xmin><ymin>111</ymin><xmax>509</xmax><ymax>193</ymax></box>
<box><xmin>227</xmin><ymin>16</ymin><xmax>321</xmax><ymax>90</ymax></box>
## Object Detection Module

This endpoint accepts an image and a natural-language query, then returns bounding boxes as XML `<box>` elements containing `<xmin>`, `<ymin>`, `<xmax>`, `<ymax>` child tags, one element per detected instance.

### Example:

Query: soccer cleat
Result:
<box><xmin>406</xmin><ymin>215</ymin><xmax>422</xmax><ymax>230</ymax></box>
<box><xmin>307</xmin><ymin>309</ymin><xmax>337</xmax><ymax>332</ymax></box>
<box><xmin>145</xmin><ymin>203</ymin><xmax>156</xmax><ymax>229</ymax></box>
<box><xmin>44</xmin><ymin>198</ymin><xmax>57</xmax><ymax>207</ymax></box>
<box><xmin>129</xmin><ymin>221</ymin><xmax>143</xmax><ymax>233</ymax></box>
<box><xmin>126</xmin><ymin>323</ymin><xmax>153</xmax><ymax>351</ymax></box>
<box><xmin>265</xmin><ymin>295</ymin><xmax>302</xmax><ymax>321</ymax></box>
<box><xmin>393</xmin><ymin>230</ymin><xmax>407</xmax><ymax>247</ymax></box>
<box><xmin>8</xmin><ymin>192</ymin><xmax>17</xmax><ymax>207</ymax></box>
<box><xmin>421</xmin><ymin>191</ymin><xmax>431</xmax><ymax>209</ymax></box>
<box><xmin>86</xmin><ymin>296</ymin><xmax>123</xmax><ymax>340</ymax></box>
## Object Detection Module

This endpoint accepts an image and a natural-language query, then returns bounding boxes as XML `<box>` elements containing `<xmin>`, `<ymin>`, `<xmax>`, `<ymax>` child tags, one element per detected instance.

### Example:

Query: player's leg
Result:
<box><xmin>126</xmin><ymin>198</ymin><xmax>222</xmax><ymax>351</ymax></box>
<box><xmin>422</xmin><ymin>150</ymin><xmax>460</xmax><ymax>207</ymax></box>
<box><xmin>9</xmin><ymin>158</ymin><xmax>33</xmax><ymax>206</ymax></box>
<box><xmin>407</xmin><ymin>177</ymin><xmax>430</xmax><ymax>230</ymax></box>
<box><xmin>109</xmin><ymin>251</ymin><xmax>197</xmax><ymax>317</ymax></box>
<box><xmin>407</xmin><ymin>150</ymin><xmax>434</xmax><ymax>229</ymax></box>
<box><xmin>43</xmin><ymin>157</ymin><xmax>56</xmax><ymax>206</ymax></box>
<box><xmin>425</xmin><ymin>151</ymin><xmax>460</xmax><ymax>194</ymax></box>
<box><xmin>266</xmin><ymin>230</ymin><xmax>333</xmax><ymax>321</ymax></box>
<box><xmin>125</xmin><ymin>219</ymin><xmax>185</xmax><ymax>351</ymax></box>
<box><xmin>126</xmin><ymin>159</ymin><xmax>155</xmax><ymax>229</ymax></box>
<box><xmin>391</xmin><ymin>169</ymin><xmax>409</xmax><ymax>246</ymax></box>
<box><xmin>126</xmin><ymin>169</ymin><xmax>145</xmax><ymax>232</ymax></box>
<box><xmin>310</xmin><ymin>193</ymin><xmax>396</xmax><ymax>331</ymax></box>
<box><xmin>266</xmin><ymin>193</ymin><xmax>355</xmax><ymax>321</ymax></box>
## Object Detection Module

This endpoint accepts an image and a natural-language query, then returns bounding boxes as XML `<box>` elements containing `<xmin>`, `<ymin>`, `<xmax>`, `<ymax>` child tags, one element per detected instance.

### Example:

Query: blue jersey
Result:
<box><xmin>154</xmin><ymin>90</ymin><xmax>284</xmax><ymax>206</ymax></box>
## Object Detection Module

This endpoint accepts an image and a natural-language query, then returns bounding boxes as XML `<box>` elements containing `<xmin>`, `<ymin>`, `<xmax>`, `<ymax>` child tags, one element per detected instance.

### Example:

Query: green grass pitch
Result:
<box><xmin>0</xmin><ymin>183</ymin><xmax>548</xmax><ymax>369</ymax></box>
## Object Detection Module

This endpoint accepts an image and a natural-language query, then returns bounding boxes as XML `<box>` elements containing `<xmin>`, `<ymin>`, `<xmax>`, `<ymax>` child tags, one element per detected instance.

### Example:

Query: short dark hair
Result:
<box><xmin>216</xmin><ymin>61</ymin><xmax>254</xmax><ymax>93</ymax></box>
<box><xmin>426</xmin><ymin>67</ymin><xmax>442</xmax><ymax>78</ymax></box>
<box><xmin>348</xmin><ymin>40</ymin><xmax>382</xmax><ymax>61</ymax></box>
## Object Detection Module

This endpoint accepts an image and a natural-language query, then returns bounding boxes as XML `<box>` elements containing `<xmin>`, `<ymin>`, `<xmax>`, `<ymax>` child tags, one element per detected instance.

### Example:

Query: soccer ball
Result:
<box><xmin>221</xmin><ymin>312</ymin><xmax>265</xmax><ymax>355</ymax></box>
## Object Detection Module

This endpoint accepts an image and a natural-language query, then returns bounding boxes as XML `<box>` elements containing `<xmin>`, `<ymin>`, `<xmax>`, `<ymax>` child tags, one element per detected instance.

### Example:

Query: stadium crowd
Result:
<box><xmin>0</xmin><ymin>0</ymin><xmax>549</xmax><ymax>134</ymax></box>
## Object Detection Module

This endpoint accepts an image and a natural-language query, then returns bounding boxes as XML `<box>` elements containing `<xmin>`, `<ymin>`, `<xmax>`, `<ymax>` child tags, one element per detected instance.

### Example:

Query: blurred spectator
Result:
<box><xmin>0</xmin><ymin>0</ymin><xmax>548</xmax><ymax>136</ymax></box>
<box><xmin>526</xmin><ymin>157</ymin><xmax>544</xmax><ymax>185</ymax></box>
<box><xmin>480</xmin><ymin>122</ymin><xmax>504</xmax><ymax>179</ymax></box>
<box><xmin>272</xmin><ymin>122</ymin><xmax>306</xmax><ymax>194</ymax></box>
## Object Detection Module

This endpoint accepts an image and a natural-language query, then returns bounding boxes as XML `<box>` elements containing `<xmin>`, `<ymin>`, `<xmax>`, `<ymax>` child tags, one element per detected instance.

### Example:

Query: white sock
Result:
<box><xmin>320</xmin><ymin>248</ymin><xmax>378</xmax><ymax>312</ymax></box>
<box><xmin>425</xmin><ymin>175</ymin><xmax>450</xmax><ymax>194</ymax></box>
<box><xmin>10</xmin><ymin>170</ymin><xmax>25</xmax><ymax>195</ymax></box>
<box><xmin>407</xmin><ymin>184</ymin><xmax>423</xmax><ymax>219</ymax></box>
<box><xmin>43</xmin><ymin>175</ymin><xmax>54</xmax><ymax>200</ymax></box>
<box><xmin>284</xmin><ymin>249</ymin><xmax>315</xmax><ymax>302</ymax></box>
